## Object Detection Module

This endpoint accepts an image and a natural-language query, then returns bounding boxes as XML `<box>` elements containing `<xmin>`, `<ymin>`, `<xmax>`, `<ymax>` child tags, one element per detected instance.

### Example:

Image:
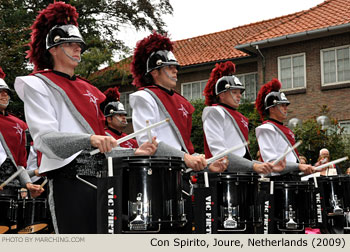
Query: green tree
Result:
<box><xmin>190</xmin><ymin>99</ymin><xmax>206</xmax><ymax>154</ymax></box>
<box><xmin>293</xmin><ymin>116</ymin><xmax>350</xmax><ymax>172</ymax></box>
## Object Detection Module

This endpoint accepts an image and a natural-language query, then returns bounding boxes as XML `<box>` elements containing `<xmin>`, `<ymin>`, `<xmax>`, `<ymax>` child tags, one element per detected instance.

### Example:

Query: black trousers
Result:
<box><xmin>49</xmin><ymin>176</ymin><xmax>97</xmax><ymax>234</ymax></box>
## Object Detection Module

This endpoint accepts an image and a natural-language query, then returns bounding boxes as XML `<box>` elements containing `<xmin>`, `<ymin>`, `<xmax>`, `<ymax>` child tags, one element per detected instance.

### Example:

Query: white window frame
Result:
<box><xmin>321</xmin><ymin>45</ymin><xmax>350</xmax><ymax>86</ymax></box>
<box><xmin>181</xmin><ymin>80</ymin><xmax>207</xmax><ymax>101</ymax></box>
<box><xmin>338</xmin><ymin>120</ymin><xmax>350</xmax><ymax>135</ymax></box>
<box><xmin>278</xmin><ymin>53</ymin><xmax>306</xmax><ymax>91</ymax></box>
<box><xmin>119</xmin><ymin>91</ymin><xmax>133</xmax><ymax>118</ymax></box>
<box><xmin>236</xmin><ymin>72</ymin><xmax>258</xmax><ymax>102</ymax></box>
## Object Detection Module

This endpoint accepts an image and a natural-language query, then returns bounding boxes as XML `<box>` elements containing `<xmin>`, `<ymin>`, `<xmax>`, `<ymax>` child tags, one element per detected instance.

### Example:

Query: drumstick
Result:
<box><xmin>0</xmin><ymin>167</ymin><xmax>25</xmax><ymax>188</ymax></box>
<box><xmin>146</xmin><ymin>120</ymin><xmax>152</xmax><ymax>142</ymax></box>
<box><xmin>108</xmin><ymin>157</ymin><xmax>113</xmax><ymax>177</ymax></box>
<box><xmin>40</xmin><ymin>177</ymin><xmax>48</xmax><ymax>188</ymax></box>
<box><xmin>299</xmin><ymin>156</ymin><xmax>349</xmax><ymax>176</ymax></box>
<box><xmin>90</xmin><ymin>118</ymin><xmax>170</xmax><ymax>155</ymax></box>
<box><xmin>314</xmin><ymin>156</ymin><xmax>348</xmax><ymax>171</ymax></box>
<box><xmin>206</xmin><ymin>141</ymin><xmax>249</xmax><ymax>165</ymax></box>
<box><xmin>184</xmin><ymin>142</ymin><xmax>248</xmax><ymax>173</ymax></box>
<box><xmin>272</xmin><ymin>140</ymin><xmax>302</xmax><ymax>166</ymax></box>
<box><xmin>204</xmin><ymin>172</ymin><xmax>209</xmax><ymax>188</ymax></box>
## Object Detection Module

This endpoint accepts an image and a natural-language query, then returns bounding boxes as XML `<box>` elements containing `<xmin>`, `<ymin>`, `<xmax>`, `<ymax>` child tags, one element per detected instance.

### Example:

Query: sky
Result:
<box><xmin>118</xmin><ymin>0</ymin><xmax>325</xmax><ymax>55</ymax></box>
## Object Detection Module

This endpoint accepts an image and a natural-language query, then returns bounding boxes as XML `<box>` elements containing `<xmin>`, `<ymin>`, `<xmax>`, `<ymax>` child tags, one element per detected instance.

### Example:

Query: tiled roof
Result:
<box><xmin>173</xmin><ymin>13</ymin><xmax>298</xmax><ymax>66</ymax></box>
<box><xmin>239</xmin><ymin>0</ymin><xmax>350</xmax><ymax>45</ymax></box>
<box><xmin>93</xmin><ymin>0</ymin><xmax>350</xmax><ymax>76</ymax></box>
<box><xmin>174</xmin><ymin>0</ymin><xmax>350</xmax><ymax>66</ymax></box>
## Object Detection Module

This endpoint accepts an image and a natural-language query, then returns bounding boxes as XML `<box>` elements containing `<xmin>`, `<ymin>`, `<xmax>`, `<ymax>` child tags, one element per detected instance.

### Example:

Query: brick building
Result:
<box><xmin>95</xmin><ymin>0</ymin><xmax>350</xmax><ymax>133</ymax></box>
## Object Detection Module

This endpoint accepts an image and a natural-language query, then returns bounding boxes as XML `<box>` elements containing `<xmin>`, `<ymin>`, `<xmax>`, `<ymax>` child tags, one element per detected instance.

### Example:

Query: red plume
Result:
<box><xmin>27</xmin><ymin>1</ymin><xmax>79</xmax><ymax>71</ymax></box>
<box><xmin>100</xmin><ymin>87</ymin><xmax>121</xmax><ymax>111</ymax></box>
<box><xmin>203</xmin><ymin>61</ymin><xmax>236</xmax><ymax>106</ymax></box>
<box><xmin>104</xmin><ymin>87</ymin><xmax>121</xmax><ymax>102</ymax></box>
<box><xmin>255</xmin><ymin>78</ymin><xmax>282</xmax><ymax>120</ymax></box>
<box><xmin>131</xmin><ymin>31</ymin><xmax>173</xmax><ymax>88</ymax></box>
<box><xmin>0</xmin><ymin>67</ymin><xmax>5</xmax><ymax>80</ymax></box>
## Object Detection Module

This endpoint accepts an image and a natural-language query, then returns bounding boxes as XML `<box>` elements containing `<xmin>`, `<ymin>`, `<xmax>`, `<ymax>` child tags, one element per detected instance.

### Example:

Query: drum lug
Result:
<box><xmin>285</xmin><ymin>205</ymin><xmax>297</xmax><ymax>229</ymax></box>
<box><xmin>129</xmin><ymin>193</ymin><xmax>148</xmax><ymax>231</ymax></box>
<box><xmin>223</xmin><ymin>205</ymin><xmax>238</xmax><ymax>229</ymax></box>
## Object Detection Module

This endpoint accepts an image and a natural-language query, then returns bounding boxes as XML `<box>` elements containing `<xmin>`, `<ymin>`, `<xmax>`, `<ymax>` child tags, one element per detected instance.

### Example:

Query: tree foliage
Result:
<box><xmin>293</xmin><ymin>115</ymin><xmax>350</xmax><ymax>172</ymax></box>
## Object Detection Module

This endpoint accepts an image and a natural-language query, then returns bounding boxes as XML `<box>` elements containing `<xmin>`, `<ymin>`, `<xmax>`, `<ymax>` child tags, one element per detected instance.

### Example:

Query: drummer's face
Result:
<box><xmin>151</xmin><ymin>66</ymin><xmax>178</xmax><ymax>91</ymax></box>
<box><xmin>108</xmin><ymin>114</ymin><xmax>127</xmax><ymax>131</ymax></box>
<box><xmin>269</xmin><ymin>104</ymin><xmax>288</xmax><ymax>122</ymax></box>
<box><xmin>0</xmin><ymin>89</ymin><xmax>10</xmax><ymax>112</ymax></box>
<box><xmin>219</xmin><ymin>89</ymin><xmax>241</xmax><ymax>109</ymax></box>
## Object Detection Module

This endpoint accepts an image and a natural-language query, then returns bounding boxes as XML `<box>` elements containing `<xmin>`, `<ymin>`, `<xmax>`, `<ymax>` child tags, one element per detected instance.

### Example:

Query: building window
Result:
<box><xmin>278</xmin><ymin>53</ymin><xmax>306</xmax><ymax>90</ymax></box>
<box><xmin>119</xmin><ymin>91</ymin><xmax>133</xmax><ymax>117</ymax></box>
<box><xmin>339</xmin><ymin>120</ymin><xmax>350</xmax><ymax>135</ymax></box>
<box><xmin>321</xmin><ymin>45</ymin><xmax>350</xmax><ymax>85</ymax></box>
<box><xmin>181</xmin><ymin>80</ymin><xmax>207</xmax><ymax>101</ymax></box>
<box><xmin>236</xmin><ymin>72</ymin><xmax>258</xmax><ymax>102</ymax></box>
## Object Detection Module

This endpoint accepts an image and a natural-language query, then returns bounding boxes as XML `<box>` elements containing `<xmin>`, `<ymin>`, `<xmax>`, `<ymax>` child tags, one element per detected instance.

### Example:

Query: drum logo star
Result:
<box><xmin>178</xmin><ymin>104</ymin><xmax>189</xmax><ymax>118</ymax></box>
<box><xmin>83</xmin><ymin>90</ymin><xmax>99</xmax><ymax>117</ymax></box>
<box><xmin>241</xmin><ymin>118</ymin><xmax>249</xmax><ymax>129</ymax></box>
<box><xmin>13</xmin><ymin>123</ymin><xmax>23</xmax><ymax>144</ymax></box>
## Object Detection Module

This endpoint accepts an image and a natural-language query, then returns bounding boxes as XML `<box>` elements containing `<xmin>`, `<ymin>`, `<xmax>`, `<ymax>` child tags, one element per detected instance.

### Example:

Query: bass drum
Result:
<box><xmin>119</xmin><ymin>156</ymin><xmax>187</xmax><ymax>233</ymax></box>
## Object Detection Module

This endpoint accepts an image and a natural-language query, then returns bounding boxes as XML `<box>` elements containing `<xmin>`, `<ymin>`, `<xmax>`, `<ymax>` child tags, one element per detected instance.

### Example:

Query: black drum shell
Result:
<box><xmin>108</xmin><ymin>156</ymin><xmax>186</xmax><ymax>232</ymax></box>
<box><xmin>16</xmin><ymin>198</ymin><xmax>49</xmax><ymax>234</ymax></box>
<box><xmin>194</xmin><ymin>172</ymin><xmax>262</xmax><ymax>233</ymax></box>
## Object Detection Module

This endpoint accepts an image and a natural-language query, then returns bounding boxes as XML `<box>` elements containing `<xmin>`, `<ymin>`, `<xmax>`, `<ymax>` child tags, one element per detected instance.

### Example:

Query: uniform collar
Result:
<box><xmin>108</xmin><ymin>126</ymin><xmax>122</xmax><ymax>136</ymax></box>
<box><xmin>268</xmin><ymin>118</ymin><xmax>284</xmax><ymax>125</ymax></box>
<box><xmin>154</xmin><ymin>84</ymin><xmax>174</xmax><ymax>96</ymax></box>
<box><xmin>219</xmin><ymin>103</ymin><xmax>236</xmax><ymax>111</ymax></box>
<box><xmin>52</xmin><ymin>70</ymin><xmax>77</xmax><ymax>81</ymax></box>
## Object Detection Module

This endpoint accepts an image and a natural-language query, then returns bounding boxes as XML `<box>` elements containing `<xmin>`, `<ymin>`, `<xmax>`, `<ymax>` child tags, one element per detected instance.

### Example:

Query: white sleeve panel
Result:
<box><xmin>129</xmin><ymin>91</ymin><xmax>182</xmax><ymax>150</ymax></box>
<box><xmin>256</xmin><ymin>124</ymin><xmax>296</xmax><ymax>163</ymax></box>
<box><xmin>203</xmin><ymin>106</ymin><xmax>246</xmax><ymax>157</ymax></box>
<box><xmin>202</xmin><ymin>107</ymin><xmax>227</xmax><ymax>156</ymax></box>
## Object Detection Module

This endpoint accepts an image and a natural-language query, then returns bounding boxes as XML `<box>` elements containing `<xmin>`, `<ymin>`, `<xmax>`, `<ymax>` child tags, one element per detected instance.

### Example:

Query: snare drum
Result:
<box><xmin>16</xmin><ymin>198</ymin><xmax>49</xmax><ymax>234</ymax></box>
<box><xmin>261</xmin><ymin>177</ymin><xmax>316</xmax><ymax>234</ymax></box>
<box><xmin>0</xmin><ymin>197</ymin><xmax>17</xmax><ymax>234</ymax></box>
<box><xmin>0</xmin><ymin>187</ymin><xmax>19</xmax><ymax>234</ymax></box>
<box><xmin>317</xmin><ymin>175</ymin><xmax>350</xmax><ymax>233</ymax></box>
<box><xmin>193</xmin><ymin>172</ymin><xmax>262</xmax><ymax>234</ymax></box>
<box><xmin>118</xmin><ymin>156</ymin><xmax>187</xmax><ymax>232</ymax></box>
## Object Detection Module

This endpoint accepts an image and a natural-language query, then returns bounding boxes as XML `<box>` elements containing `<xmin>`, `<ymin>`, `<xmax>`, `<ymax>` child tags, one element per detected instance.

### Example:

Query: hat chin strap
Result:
<box><xmin>162</xmin><ymin>68</ymin><xmax>177</xmax><ymax>82</ymax></box>
<box><xmin>229</xmin><ymin>90</ymin><xmax>240</xmax><ymax>106</ymax></box>
<box><xmin>115</xmin><ymin>115</ymin><xmax>128</xmax><ymax>126</ymax></box>
<box><xmin>276</xmin><ymin>104</ymin><xmax>287</xmax><ymax>117</ymax></box>
<box><xmin>59</xmin><ymin>45</ymin><xmax>81</xmax><ymax>63</ymax></box>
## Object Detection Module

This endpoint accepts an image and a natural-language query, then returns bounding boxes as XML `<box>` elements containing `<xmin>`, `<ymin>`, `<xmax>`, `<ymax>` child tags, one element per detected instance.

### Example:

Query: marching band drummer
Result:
<box><xmin>0</xmin><ymin>66</ymin><xmax>43</xmax><ymax>198</ymax></box>
<box><xmin>14</xmin><ymin>2</ymin><xmax>157</xmax><ymax>234</ymax></box>
<box><xmin>202</xmin><ymin>61</ymin><xmax>276</xmax><ymax>174</ymax></box>
<box><xmin>129</xmin><ymin>32</ymin><xmax>227</xmax><ymax>172</ymax></box>
<box><xmin>255</xmin><ymin>79</ymin><xmax>315</xmax><ymax>175</ymax></box>
<box><xmin>102</xmin><ymin>87</ymin><xmax>138</xmax><ymax>148</ymax></box>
